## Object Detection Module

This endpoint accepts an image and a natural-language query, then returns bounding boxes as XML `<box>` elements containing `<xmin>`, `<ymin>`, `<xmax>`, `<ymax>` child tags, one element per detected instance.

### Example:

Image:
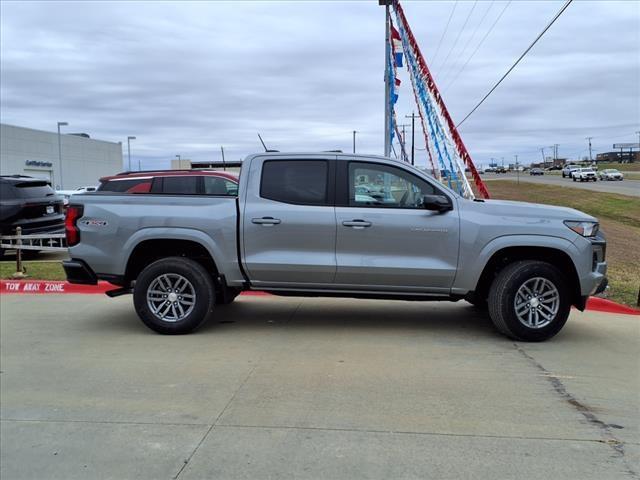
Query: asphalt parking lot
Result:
<box><xmin>485</xmin><ymin>172</ymin><xmax>640</xmax><ymax>197</ymax></box>
<box><xmin>1</xmin><ymin>294</ymin><xmax>639</xmax><ymax>479</ymax></box>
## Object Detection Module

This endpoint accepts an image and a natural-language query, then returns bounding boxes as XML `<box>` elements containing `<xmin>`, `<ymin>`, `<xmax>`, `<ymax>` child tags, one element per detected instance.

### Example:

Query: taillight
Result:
<box><xmin>65</xmin><ymin>205</ymin><xmax>83</xmax><ymax>246</ymax></box>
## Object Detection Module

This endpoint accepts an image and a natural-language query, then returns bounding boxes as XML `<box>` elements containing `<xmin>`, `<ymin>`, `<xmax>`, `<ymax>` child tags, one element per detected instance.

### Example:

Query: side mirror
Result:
<box><xmin>422</xmin><ymin>194</ymin><xmax>452</xmax><ymax>213</ymax></box>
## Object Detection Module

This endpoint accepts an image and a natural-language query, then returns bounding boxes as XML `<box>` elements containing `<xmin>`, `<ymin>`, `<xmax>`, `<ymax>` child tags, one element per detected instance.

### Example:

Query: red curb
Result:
<box><xmin>585</xmin><ymin>296</ymin><xmax>640</xmax><ymax>316</ymax></box>
<box><xmin>1</xmin><ymin>280</ymin><xmax>112</xmax><ymax>294</ymax></box>
<box><xmin>2</xmin><ymin>280</ymin><xmax>638</xmax><ymax>316</ymax></box>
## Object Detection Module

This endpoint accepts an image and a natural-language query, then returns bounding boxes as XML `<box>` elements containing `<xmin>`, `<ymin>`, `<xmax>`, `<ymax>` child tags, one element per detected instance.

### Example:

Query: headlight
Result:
<box><xmin>564</xmin><ymin>220</ymin><xmax>599</xmax><ymax>237</ymax></box>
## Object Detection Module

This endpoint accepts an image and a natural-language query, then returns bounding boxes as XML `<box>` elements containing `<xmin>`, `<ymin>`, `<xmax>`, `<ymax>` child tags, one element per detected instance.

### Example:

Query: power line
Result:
<box><xmin>435</xmin><ymin>0</ymin><xmax>478</xmax><ymax>76</ymax></box>
<box><xmin>443</xmin><ymin>1</ymin><xmax>512</xmax><ymax>93</ymax></box>
<box><xmin>456</xmin><ymin>0</ymin><xmax>574</xmax><ymax>128</ymax></box>
<box><xmin>431</xmin><ymin>1</ymin><xmax>458</xmax><ymax>66</ymax></box>
<box><xmin>438</xmin><ymin>0</ymin><xmax>495</xmax><ymax>87</ymax></box>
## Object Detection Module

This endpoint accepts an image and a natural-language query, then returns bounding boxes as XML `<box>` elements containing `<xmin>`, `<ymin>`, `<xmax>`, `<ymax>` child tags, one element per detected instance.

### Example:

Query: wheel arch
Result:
<box><xmin>124</xmin><ymin>237</ymin><xmax>219</xmax><ymax>284</ymax></box>
<box><xmin>471</xmin><ymin>245</ymin><xmax>582</xmax><ymax>308</ymax></box>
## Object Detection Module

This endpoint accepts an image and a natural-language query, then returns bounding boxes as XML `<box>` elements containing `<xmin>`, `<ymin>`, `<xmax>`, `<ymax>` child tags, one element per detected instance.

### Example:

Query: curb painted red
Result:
<box><xmin>585</xmin><ymin>297</ymin><xmax>640</xmax><ymax>316</ymax></box>
<box><xmin>1</xmin><ymin>280</ymin><xmax>112</xmax><ymax>294</ymax></box>
<box><xmin>2</xmin><ymin>280</ymin><xmax>638</xmax><ymax>316</ymax></box>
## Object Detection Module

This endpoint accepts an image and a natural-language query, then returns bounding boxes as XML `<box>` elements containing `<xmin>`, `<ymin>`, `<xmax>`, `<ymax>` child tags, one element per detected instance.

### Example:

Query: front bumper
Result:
<box><xmin>579</xmin><ymin>233</ymin><xmax>607</xmax><ymax>297</ymax></box>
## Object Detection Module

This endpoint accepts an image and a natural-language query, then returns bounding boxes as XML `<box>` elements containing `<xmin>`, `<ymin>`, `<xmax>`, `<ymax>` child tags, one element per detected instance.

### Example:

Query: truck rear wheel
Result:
<box><xmin>488</xmin><ymin>260</ymin><xmax>571</xmax><ymax>342</ymax></box>
<box><xmin>133</xmin><ymin>257</ymin><xmax>215</xmax><ymax>334</ymax></box>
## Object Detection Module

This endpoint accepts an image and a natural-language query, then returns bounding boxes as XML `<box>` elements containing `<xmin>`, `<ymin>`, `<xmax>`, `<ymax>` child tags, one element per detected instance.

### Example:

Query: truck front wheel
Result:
<box><xmin>133</xmin><ymin>257</ymin><xmax>215</xmax><ymax>334</ymax></box>
<box><xmin>488</xmin><ymin>260</ymin><xmax>571</xmax><ymax>341</ymax></box>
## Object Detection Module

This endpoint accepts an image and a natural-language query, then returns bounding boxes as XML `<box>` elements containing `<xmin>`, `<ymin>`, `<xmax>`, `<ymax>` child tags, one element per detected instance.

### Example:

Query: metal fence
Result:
<box><xmin>0</xmin><ymin>228</ymin><xmax>67</xmax><ymax>252</ymax></box>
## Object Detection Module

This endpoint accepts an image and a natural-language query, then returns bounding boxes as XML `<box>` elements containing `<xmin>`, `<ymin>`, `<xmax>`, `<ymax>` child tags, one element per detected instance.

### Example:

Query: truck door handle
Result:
<box><xmin>342</xmin><ymin>219</ymin><xmax>372</xmax><ymax>228</ymax></box>
<box><xmin>252</xmin><ymin>217</ymin><xmax>281</xmax><ymax>226</ymax></box>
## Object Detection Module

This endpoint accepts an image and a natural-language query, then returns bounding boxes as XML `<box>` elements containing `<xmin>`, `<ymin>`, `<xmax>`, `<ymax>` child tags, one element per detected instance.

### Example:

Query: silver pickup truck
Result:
<box><xmin>63</xmin><ymin>153</ymin><xmax>607</xmax><ymax>341</ymax></box>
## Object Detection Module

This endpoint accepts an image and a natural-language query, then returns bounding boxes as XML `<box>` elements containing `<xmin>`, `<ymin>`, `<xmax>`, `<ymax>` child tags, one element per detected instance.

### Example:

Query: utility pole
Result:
<box><xmin>397</xmin><ymin>123</ymin><xmax>410</xmax><ymax>163</ymax></box>
<box><xmin>540</xmin><ymin>147</ymin><xmax>546</xmax><ymax>168</ymax></box>
<box><xmin>221</xmin><ymin>146</ymin><xmax>226</xmax><ymax>171</ymax></box>
<box><xmin>352</xmin><ymin>130</ymin><xmax>357</xmax><ymax>154</ymax></box>
<box><xmin>405</xmin><ymin>112</ymin><xmax>419</xmax><ymax>165</ymax></box>
<box><xmin>127</xmin><ymin>136</ymin><xmax>136</xmax><ymax>171</ymax></box>
<box><xmin>57</xmin><ymin>121</ymin><xmax>68</xmax><ymax>189</ymax></box>
<box><xmin>380</xmin><ymin>0</ymin><xmax>392</xmax><ymax>157</ymax></box>
<box><xmin>515</xmin><ymin>155</ymin><xmax>519</xmax><ymax>185</ymax></box>
<box><xmin>586</xmin><ymin>137</ymin><xmax>593</xmax><ymax>161</ymax></box>
<box><xmin>553</xmin><ymin>144</ymin><xmax>559</xmax><ymax>163</ymax></box>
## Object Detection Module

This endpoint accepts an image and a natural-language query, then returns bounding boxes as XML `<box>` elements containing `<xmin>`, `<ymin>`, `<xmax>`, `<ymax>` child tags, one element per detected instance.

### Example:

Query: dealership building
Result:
<box><xmin>0</xmin><ymin>123</ymin><xmax>124</xmax><ymax>189</ymax></box>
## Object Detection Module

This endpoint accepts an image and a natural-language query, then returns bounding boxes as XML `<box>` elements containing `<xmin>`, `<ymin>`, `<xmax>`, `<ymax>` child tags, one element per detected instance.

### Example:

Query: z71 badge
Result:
<box><xmin>79</xmin><ymin>219</ymin><xmax>108</xmax><ymax>227</ymax></box>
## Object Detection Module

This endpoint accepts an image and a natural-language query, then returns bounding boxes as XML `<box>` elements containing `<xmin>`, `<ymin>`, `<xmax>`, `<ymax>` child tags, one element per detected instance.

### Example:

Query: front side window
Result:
<box><xmin>348</xmin><ymin>162</ymin><xmax>436</xmax><ymax>208</ymax></box>
<box><xmin>261</xmin><ymin>160</ymin><xmax>328</xmax><ymax>205</ymax></box>
<box><xmin>203</xmin><ymin>177</ymin><xmax>238</xmax><ymax>196</ymax></box>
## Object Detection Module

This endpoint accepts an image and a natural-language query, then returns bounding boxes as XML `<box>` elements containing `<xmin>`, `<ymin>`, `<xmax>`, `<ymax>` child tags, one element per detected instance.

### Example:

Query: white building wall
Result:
<box><xmin>0</xmin><ymin>123</ymin><xmax>124</xmax><ymax>189</ymax></box>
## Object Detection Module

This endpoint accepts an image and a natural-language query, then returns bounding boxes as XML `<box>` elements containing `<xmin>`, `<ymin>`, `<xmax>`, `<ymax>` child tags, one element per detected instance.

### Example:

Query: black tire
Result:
<box><xmin>572</xmin><ymin>177</ymin><xmax>576</xmax><ymax>182</ymax></box>
<box><xmin>133</xmin><ymin>257</ymin><xmax>215</xmax><ymax>334</ymax></box>
<box><xmin>487</xmin><ymin>260</ymin><xmax>571</xmax><ymax>342</ymax></box>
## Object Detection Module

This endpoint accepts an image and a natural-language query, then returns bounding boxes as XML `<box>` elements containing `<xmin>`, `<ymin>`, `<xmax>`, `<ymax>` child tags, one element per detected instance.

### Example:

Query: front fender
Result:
<box><xmin>452</xmin><ymin>234</ymin><xmax>580</xmax><ymax>293</ymax></box>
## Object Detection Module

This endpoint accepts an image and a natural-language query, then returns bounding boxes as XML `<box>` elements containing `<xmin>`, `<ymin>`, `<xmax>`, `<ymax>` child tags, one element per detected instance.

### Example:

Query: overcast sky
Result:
<box><xmin>1</xmin><ymin>0</ymin><xmax>639</xmax><ymax>169</ymax></box>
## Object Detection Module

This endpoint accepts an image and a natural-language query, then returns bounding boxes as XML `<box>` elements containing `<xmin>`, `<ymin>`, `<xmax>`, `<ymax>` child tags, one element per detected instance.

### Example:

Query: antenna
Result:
<box><xmin>257</xmin><ymin>133</ymin><xmax>279</xmax><ymax>153</ymax></box>
<box><xmin>257</xmin><ymin>133</ymin><xmax>268</xmax><ymax>152</ymax></box>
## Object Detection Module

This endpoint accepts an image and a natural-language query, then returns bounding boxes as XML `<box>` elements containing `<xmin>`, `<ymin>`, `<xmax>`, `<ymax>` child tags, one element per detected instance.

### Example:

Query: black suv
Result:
<box><xmin>0</xmin><ymin>176</ymin><xmax>65</xmax><ymax>256</ymax></box>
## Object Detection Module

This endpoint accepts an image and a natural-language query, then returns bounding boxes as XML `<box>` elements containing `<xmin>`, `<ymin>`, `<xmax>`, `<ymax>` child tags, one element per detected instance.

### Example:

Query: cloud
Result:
<box><xmin>1</xmin><ymin>0</ymin><xmax>638</xmax><ymax>169</ymax></box>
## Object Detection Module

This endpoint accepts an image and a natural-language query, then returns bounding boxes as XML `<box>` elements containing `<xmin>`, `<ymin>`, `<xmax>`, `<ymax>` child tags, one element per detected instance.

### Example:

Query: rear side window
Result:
<box><xmin>99</xmin><ymin>179</ymin><xmax>149</xmax><ymax>192</ymax></box>
<box><xmin>260</xmin><ymin>160</ymin><xmax>328</xmax><ymax>205</ymax></box>
<box><xmin>160</xmin><ymin>176</ymin><xmax>198</xmax><ymax>194</ymax></box>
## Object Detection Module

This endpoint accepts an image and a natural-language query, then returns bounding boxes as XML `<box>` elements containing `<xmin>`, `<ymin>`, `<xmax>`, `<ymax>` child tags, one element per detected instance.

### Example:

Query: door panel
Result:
<box><xmin>335</xmin><ymin>207</ymin><xmax>459</xmax><ymax>290</ymax></box>
<box><xmin>334</xmin><ymin>161</ymin><xmax>460</xmax><ymax>291</ymax></box>
<box><xmin>242</xmin><ymin>157</ymin><xmax>337</xmax><ymax>286</ymax></box>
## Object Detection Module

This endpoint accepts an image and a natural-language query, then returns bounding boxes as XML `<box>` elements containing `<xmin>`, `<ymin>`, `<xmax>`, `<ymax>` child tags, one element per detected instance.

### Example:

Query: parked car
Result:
<box><xmin>97</xmin><ymin>170</ymin><xmax>238</xmax><ymax>195</ymax></box>
<box><xmin>598</xmin><ymin>169</ymin><xmax>624</xmax><ymax>181</ymax></box>
<box><xmin>56</xmin><ymin>186</ymin><xmax>99</xmax><ymax>208</ymax></box>
<box><xmin>562</xmin><ymin>165</ymin><xmax>580</xmax><ymax>178</ymax></box>
<box><xmin>529</xmin><ymin>168</ymin><xmax>544</xmax><ymax>176</ymax></box>
<box><xmin>572</xmin><ymin>168</ymin><xmax>597</xmax><ymax>182</ymax></box>
<box><xmin>64</xmin><ymin>152</ymin><xmax>607</xmax><ymax>342</ymax></box>
<box><xmin>1</xmin><ymin>175</ymin><xmax>65</xmax><ymax>258</ymax></box>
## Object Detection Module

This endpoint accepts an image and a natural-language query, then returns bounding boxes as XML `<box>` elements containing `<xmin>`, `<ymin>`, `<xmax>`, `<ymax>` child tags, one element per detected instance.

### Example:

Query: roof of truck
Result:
<box><xmin>99</xmin><ymin>170</ymin><xmax>238</xmax><ymax>183</ymax></box>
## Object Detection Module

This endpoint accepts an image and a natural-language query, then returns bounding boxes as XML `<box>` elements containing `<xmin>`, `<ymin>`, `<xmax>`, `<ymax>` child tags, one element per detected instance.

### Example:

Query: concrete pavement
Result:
<box><xmin>485</xmin><ymin>173</ymin><xmax>640</xmax><ymax>197</ymax></box>
<box><xmin>1</xmin><ymin>294</ymin><xmax>638</xmax><ymax>479</ymax></box>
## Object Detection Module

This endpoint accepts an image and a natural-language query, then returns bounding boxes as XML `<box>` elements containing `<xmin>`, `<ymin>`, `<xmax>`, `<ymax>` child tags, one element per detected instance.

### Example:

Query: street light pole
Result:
<box><xmin>127</xmin><ymin>136</ymin><xmax>136</xmax><ymax>171</ymax></box>
<box><xmin>405</xmin><ymin>112</ymin><xmax>418</xmax><ymax>165</ymax></box>
<box><xmin>586</xmin><ymin>137</ymin><xmax>593</xmax><ymax>162</ymax></box>
<box><xmin>57</xmin><ymin>122</ymin><xmax>68</xmax><ymax>189</ymax></box>
<box><xmin>221</xmin><ymin>146</ymin><xmax>226</xmax><ymax>171</ymax></box>
<box><xmin>515</xmin><ymin>154</ymin><xmax>519</xmax><ymax>185</ymax></box>
<box><xmin>352</xmin><ymin>130</ymin><xmax>357</xmax><ymax>154</ymax></box>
